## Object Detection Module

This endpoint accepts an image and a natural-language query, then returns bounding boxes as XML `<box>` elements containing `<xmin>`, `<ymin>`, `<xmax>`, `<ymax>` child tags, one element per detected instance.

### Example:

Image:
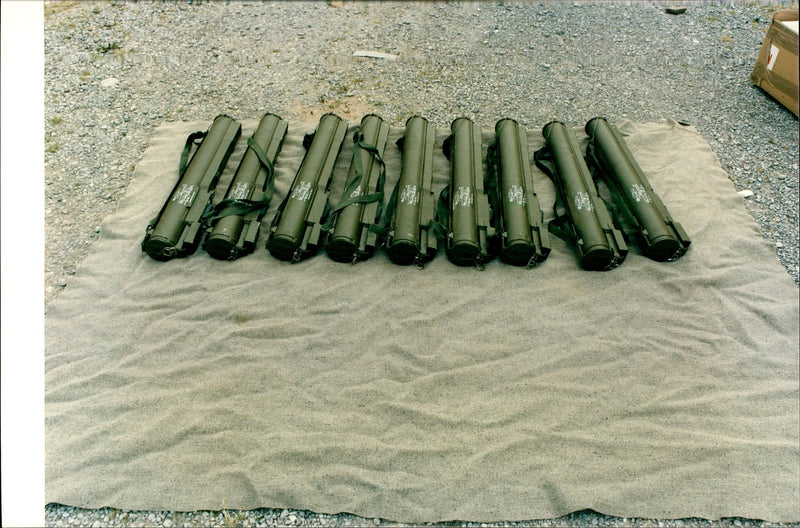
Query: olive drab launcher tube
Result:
<box><xmin>203</xmin><ymin>113</ymin><xmax>288</xmax><ymax>260</ymax></box>
<box><xmin>584</xmin><ymin>117</ymin><xmax>691</xmax><ymax>261</ymax></box>
<box><xmin>266</xmin><ymin>113</ymin><xmax>348</xmax><ymax>262</ymax></box>
<box><xmin>535</xmin><ymin>121</ymin><xmax>627</xmax><ymax>271</ymax></box>
<box><xmin>384</xmin><ymin>115</ymin><xmax>438</xmax><ymax>266</ymax></box>
<box><xmin>440</xmin><ymin>117</ymin><xmax>496</xmax><ymax>267</ymax></box>
<box><xmin>325</xmin><ymin>114</ymin><xmax>390</xmax><ymax>263</ymax></box>
<box><xmin>142</xmin><ymin>114</ymin><xmax>242</xmax><ymax>261</ymax></box>
<box><xmin>488</xmin><ymin>118</ymin><xmax>551</xmax><ymax>267</ymax></box>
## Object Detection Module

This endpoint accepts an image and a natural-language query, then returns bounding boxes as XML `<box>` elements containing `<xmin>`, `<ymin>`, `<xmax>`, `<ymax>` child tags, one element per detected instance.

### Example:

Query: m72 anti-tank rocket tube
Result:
<box><xmin>141</xmin><ymin>114</ymin><xmax>241</xmax><ymax>261</ymax></box>
<box><xmin>535</xmin><ymin>121</ymin><xmax>627</xmax><ymax>271</ymax></box>
<box><xmin>584</xmin><ymin>117</ymin><xmax>691</xmax><ymax>261</ymax></box>
<box><xmin>384</xmin><ymin>115</ymin><xmax>438</xmax><ymax>266</ymax></box>
<box><xmin>203</xmin><ymin>113</ymin><xmax>288</xmax><ymax>260</ymax></box>
<box><xmin>440</xmin><ymin>117</ymin><xmax>496</xmax><ymax>267</ymax></box>
<box><xmin>488</xmin><ymin>118</ymin><xmax>551</xmax><ymax>267</ymax></box>
<box><xmin>325</xmin><ymin>114</ymin><xmax>390</xmax><ymax>263</ymax></box>
<box><xmin>266</xmin><ymin>113</ymin><xmax>348</xmax><ymax>262</ymax></box>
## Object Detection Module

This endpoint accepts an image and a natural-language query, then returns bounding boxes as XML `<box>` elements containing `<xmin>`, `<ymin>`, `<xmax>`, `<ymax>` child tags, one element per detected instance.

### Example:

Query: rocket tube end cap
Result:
<box><xmin>450</xmin><ymin>116</ymin><xmax>475</xmax><ymax>129</ymax></box>
<box><xmin>579</xmin><ymin>245</ymin><xmax>615</xmax><ymax>271</ymax></box>
<box><xmin>495</xmin><ymin>117</ymin><xmax>520</xmax><ymax>132</ymax></box>
<box><xmin>204</xmin><ymin>234</ymin><xmax>239</xmax><ymax>261</ymax></box>
<box><xmin>646</xmin><ymin>236</ymin><xmax>683</xmax><ymax>262</ymax></box>
<box><xmin>405</xmin><ymin>115</ymin><xmax>430</xmax><ymax>127</ymax></box>
<box><xmin>447</xmin><ymin>241</ymin><xmax>481</xmax><ymax>267</ymax></box>
<box><xmin>267</xmin><ymin>234</ymin><xmax>301</xmax><ymax>261</ymax></box>
<box><xmin>361</xmin><ymin>113</ymin><xmax>385</xmax><ymax>124</ymax></box>
<box><xmin>142</xmin><ymin>236</ymin><xmax>178</xmax><ymax>261</ymax></box>
<box><xmin>386</xmin><ymin>239</ymin><xmax>421</xmax><ymax>266</ymax></box>
<box><xmin>326</xmin><ymin>236</ymin><xmax>359</xmax><ymax>263</ymax></box>
<box><xmin>541</xmin><ymin>120</ymin><xmax>567</xmax><ymax>139</ymax></box>
<box><xmin>585</xmin><ymin>117</ymin><xmax>609</xmax><ymax>136</ymax></box>
<box><xmin>500</xmin><ymin>240</ymin><xmax>537</xmax><ymax>267</ymax></box>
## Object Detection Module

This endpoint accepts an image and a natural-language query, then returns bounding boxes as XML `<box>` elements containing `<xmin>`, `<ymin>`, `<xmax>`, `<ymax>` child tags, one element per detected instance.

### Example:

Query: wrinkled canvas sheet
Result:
<box><xmin>45</xmin><ymin>118</ymin><xmax>800</xmax><ymax>522</ymax></box>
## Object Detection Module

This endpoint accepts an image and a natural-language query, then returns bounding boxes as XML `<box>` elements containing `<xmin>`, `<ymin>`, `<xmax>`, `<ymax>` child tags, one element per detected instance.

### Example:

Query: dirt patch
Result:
<box><xmin>288</xmin><ymin>95</ymin><xmax>378</xmax><ymax>123</ymax></box>
<box><xmin>44</xmin><ymin>1</ymin><xmax>79</xmax><ymax>18</ymax></box>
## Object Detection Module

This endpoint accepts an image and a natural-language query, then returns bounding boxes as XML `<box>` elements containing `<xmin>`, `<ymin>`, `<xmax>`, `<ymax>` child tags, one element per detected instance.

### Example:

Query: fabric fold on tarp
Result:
<box><xmin>45</xmin><ymin>118</ymin><xmax>799</xmax><ymax>522</ymax></box>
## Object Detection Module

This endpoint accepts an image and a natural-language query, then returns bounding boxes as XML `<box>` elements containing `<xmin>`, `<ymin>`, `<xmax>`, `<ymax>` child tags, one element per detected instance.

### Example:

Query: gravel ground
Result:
<box><xmin>43</xmin><ymin>0</ymin><xmax>799</xmax><ymax>527</ymax></box>
<box><xmin>41</xmin><ymin>505</ymin><xmax>800</xmax><ymax>528</ymax></box>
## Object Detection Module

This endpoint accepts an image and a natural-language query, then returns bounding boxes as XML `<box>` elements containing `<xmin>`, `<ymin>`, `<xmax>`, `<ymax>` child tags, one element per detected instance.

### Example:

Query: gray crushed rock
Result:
<box><xmin>43</xmin><ymin>505</ymin><xmax>797</xmax><ymax>528</ymax></box>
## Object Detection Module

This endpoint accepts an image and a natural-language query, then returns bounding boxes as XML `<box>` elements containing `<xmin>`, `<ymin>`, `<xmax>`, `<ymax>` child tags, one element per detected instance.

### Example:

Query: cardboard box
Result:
<box><xmin>751</xmin><ymin>10</ymin><xmax>799</xmax><ymax>116</ymax></box>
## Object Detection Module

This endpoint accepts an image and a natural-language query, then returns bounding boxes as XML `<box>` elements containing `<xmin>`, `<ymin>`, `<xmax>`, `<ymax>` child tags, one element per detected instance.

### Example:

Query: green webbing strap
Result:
<box><xmin>584</xmin><ymin>141</ymin><xmax>599</xmax><ymax>176</ymax></box>
<box><xmin>547</xmin><ymin>209</ymin><xmax>578</xmax><ymax>244</ymax></box>
<box><xmin>370</xmin><ymin>178</ymin><xmax>400</xmax><ymax>238</ymax></box>
<box><xmin>246</xmin><ymin>136</ymin><xmax>276</xmax><ymax>203</ymax></box>
<box><xmin>485</xmin><ymin>142</ymin><xmax>502</xmax><ymax>224</ymax></box>
<box><xmin>374</xmin><ymin>178</ymin><xmax>444</xmax><ymax>253</ymax></box>
<box><xmin>179</xmin><ymin>131</ymin><xmax>207</xmax><ymax>176</ymax></box>
<box><xmin>267</xmin><ymin>192</ymin><xmax>289</xmax><ymax>237</ymax></box>
<box><xmin>146</xmin><ymin>130</ymin><xmax>206</xmax><ymax>231</ymax></box>
<box><xmin>323</xmin><ymin>131</ymin><xmax>386</xmax><ymax>232</ymax></box>
<box><xmin>202</xmin><ymin>198</ymin><xmax>271</xmax><ymax>225</ymax></box>
<box><xmin>202</xmin><ymin>136</ymin><xmax>277</xmax><ymax>226</ymax></box>
<box><xmin>533</xmin><ymin>145</ymin><xmax>577</xmax><ymax>244</ymax></box>
<box><xmin>532</xmin><ymin>144</ymin><xmax>556</xmax><ymax>182</ymax></box>
<box><xmin>429</xmin><ymin>185</ymin><xmax>451</xmax><ymax>241</ymax></box>
<box><xmin>584</xmin><ymin>141</ymin><xmax>639</xmax><ymax>241</ymax></box>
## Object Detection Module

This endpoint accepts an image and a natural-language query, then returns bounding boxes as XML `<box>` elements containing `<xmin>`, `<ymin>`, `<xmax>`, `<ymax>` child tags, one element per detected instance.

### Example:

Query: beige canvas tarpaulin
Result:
<box><xmin>45</xmin><ymin>118</ymin><xmax>800</xmax><ymax>522</ymax></box>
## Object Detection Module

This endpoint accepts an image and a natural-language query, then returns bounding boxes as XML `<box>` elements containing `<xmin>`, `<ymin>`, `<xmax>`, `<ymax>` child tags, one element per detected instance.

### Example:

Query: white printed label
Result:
<box><xmin>453</xmin><ymin>186</ymin><xmax>474</xmax><ymax>207</ymax></box>
<box><xmin>172</xmin><ymin>184</ymin><xmax>197</xmax><ymax>207</ymax></box>
<box><xmin>574</xmin><ymin>191</ymin><xmax>593</xmax><ymax>212</ymax></box>
<box><xmin>507</xmin><ymin>185</ymin><xmax>526</xmax><ymax>206</ymax></box>
<box><xmin>349</xmin><ymin>185</ymin><xmax>363</xmax><ymax>199</ymax></box>
<box><xmin>767</xmin><ymin>44</ymin><xmax>779</xmax><ymax>71</ymax></box>
<box><xmin>630</xmin><ymin>183</ymin><xmax>651</xmax><ymax>203</ymax></box>
<box><xmin>229</xmin><ymin>182</ymin><xmax>251</xmax><ymax>201</ymax></box>
<box><xmin>399</xmin><ymin>184</ymin><xmax>419</xmax><ymax>205</ymax></box>
<box><xmin>291</xmin><ymin>181</ymin><xmax>313</xmax><ymax>202</ymax></box>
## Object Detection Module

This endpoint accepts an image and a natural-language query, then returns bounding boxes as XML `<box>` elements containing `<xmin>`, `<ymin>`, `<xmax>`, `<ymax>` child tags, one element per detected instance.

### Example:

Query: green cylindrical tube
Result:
<box><xmin>541</xmin><ymin>121</ymin><xmax>623</xmax><ymax>271</ymax></box>
<box><xmin>492</xmin><ymin>118</ymin><xmax>550</xmax><ymax>267</ymax></box>
<box><xmin>267</xmin><ymin>113</ymin><xmax>348</xmax><ymax>261</ymax></box>
<box><xmin>326</xmin><ymin>114</ymin><xmax>390</xmax><ymax>262</ymax></box>
<box><xmin>446</xmin><ymin>117</ymin><xmax>483</xmax><ymax>266</ymax></box>
<box><xmin>204</xmin><ymin>113</ymin><xmax>287</xmax><ymax>260</ymax></box>
<box><xmin>585</xmin><ymin>117</ymin><xmax>690</xmax><ymax>261</ymax></box>
<box><xmin>542</xmin><ymin>121</ymin><xmax>609</xmax><ymax>268</ymax></box>
<box><xmin>386</xmin><ymin>115</ymin><xmax>437</xmax><ymax>266</ymax></box>
<box><xmin>496</xmin><ymin>119</ymin><xmax>533</xmax><ymax>248</ymax></box>
<box><xmin>142</xmin><ymin>114</ymin><xmax>241</xmax><ymax>261</ymax></box>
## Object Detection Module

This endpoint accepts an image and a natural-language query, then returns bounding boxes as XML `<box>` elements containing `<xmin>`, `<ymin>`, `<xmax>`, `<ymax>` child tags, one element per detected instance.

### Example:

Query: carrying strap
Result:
<box><xmin>584</xmin><ymin>141</ymin><xmax>640</xmax><ymax>239</ymax></box>
<box><xmin>430</xmin><ymin>185</ymin><xmax>451</xmax><ymax>241</ymax></box>
<box><xmin>484</xmin><ymin>142</ymin><xmax>502</xmax><ymax>225</ymax></box>
<box><xmin>322</xmin><ymin>131</ymin><xmax>386</xmax><ymax>232</ymax></box>
<box><xmin>145</xmin><ymin>129</ymin><xmax>206</xmax><ymax>232</ymax></box>
<box><xmin>202</xmin><ymin>198</ymin><xmax>270</xmax><ymax>225</ymax></box>
<box><xmin>246</xmin><ymin>136</ymin><xmax>277</xmax><ymax>203</ymax></box>
<box><xmin>201</xmin><ymin>136</ymin><xmax>278</xmax><ymax>227</ymax></box>
<box><xmin>532</xmin><ymin>144</ymin><xmax>556</xmax><ymax>187</ymax></box>
<box><xmin>533</xmin><ymin>146</ymin><xmax>577</xmax><ymax>244</ymax></box>
<box><xmin>546</xmin><ymin>212</ymin><xmax>578</xmax><ymax>244</ymax></box>
<box><xmin>374</xmin><ymin>177</ymin><xmax>445</xmax><ymax>264</ymax></box>
<box><xmin>536</xmin><ymin>144</ymin><xmax>626</xmax><ymax>270</ymax></box>
<box><xmin>371</xmin><ymin>178</ymin><xmax>400</xmax><ymax>238</ymax></box>
<box><xmin>268</xmin><ymin>189</ymin><xmax>289</xmax><ymax>237</ymax></box>
<box><xmin>179</xmin><ymin>131</ymin><xmax>207</xmax><ymax>176</ymax></box>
